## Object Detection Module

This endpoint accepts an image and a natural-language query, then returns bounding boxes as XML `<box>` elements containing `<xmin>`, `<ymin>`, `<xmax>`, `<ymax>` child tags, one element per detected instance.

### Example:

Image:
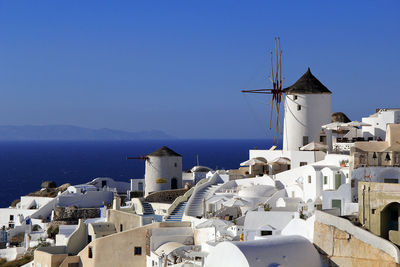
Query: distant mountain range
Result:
<box><xmin>0</xmin><ymin>125</ymin><xmax>174</xmax><ymax>140</ymax></box>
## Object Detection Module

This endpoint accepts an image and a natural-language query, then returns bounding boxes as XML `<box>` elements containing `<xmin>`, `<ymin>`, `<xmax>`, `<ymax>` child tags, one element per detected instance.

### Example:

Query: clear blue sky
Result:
<box><xmin>0</xmin><ymin>1</ymin><xmax>399</xmax><ymax>139</ymax></box>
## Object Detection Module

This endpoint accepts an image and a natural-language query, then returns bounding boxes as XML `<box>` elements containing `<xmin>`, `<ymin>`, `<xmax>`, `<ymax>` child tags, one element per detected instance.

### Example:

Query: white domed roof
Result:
<box><xmin>204</xmin><ymin>235</ymin><xmax>322</xmax><ymax>267</ymax></box>
<box><xmin>238</xmin><ymin>185</ymin><xmax>276</xmax><ymax>198</ymax></box>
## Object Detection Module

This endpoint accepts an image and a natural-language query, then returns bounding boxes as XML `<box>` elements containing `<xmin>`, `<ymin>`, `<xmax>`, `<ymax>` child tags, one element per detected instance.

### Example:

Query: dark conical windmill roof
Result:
<box><xmin>332</xmin><ymin>112</ymin><xmax>351</xmax><ymax>123</ymax></box>
<box><xmin>283</xmin><ymin>68</ymin><xmax>331</xmax><ymax>95</ymax></box>
<box><xmin>147</xmin><ymin>146</ymin><xmax>181</xmax><ymax>157</ymax></box>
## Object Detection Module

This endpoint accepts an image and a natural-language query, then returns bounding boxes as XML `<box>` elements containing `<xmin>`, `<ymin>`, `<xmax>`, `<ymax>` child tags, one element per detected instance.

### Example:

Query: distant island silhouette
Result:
<box><xmin>0</xmin><ymin>125</ymin><xmax>174</xmax><ymax>140</ymax></box>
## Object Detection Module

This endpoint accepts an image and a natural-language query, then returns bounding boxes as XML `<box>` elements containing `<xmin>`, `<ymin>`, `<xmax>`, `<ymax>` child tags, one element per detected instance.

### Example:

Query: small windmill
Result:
<box><xmin>242</xmin><ymin>37</ymin><xmax>284</xmax><ymax>144</ymax></box>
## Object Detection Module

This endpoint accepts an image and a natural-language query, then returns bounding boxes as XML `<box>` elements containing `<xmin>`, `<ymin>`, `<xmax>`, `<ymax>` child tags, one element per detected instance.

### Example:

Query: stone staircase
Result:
<box><xmin>165</xmin><ymin>201</ymin><xmax>187</xmax><ymax>222</ymax></box>
<box><xmin>185</xmin><ymin>180</ymin><xmax>223</xmax><ymax>218</ymax></box>
<box><xmin>141</xmin><ymin>200</ymin><xmax>154</xmax><ymax>215</ymax></box>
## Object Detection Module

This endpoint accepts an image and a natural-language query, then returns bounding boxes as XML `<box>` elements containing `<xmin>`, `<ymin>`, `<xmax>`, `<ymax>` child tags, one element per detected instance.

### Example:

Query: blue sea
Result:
<box><xmin>0</xmin><ymin>139</ymin><xmax>273</xmax><ymax>208</ymax></box>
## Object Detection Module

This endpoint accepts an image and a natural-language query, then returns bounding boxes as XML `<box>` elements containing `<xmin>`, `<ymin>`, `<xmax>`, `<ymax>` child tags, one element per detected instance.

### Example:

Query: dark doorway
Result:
<box><xmin>101</xmin><ymin>180</ymin><xmax>107</xmax><ymax>188</ymax></box>
<box><xmin>171</xmin><ymin>178</ymin><xmax>178</xmax><ymax>189</ymax></box>
<box><xmin>381</xmin><ymin>202</ymin><xmax>400</xmax><ymax>239</ymax></box>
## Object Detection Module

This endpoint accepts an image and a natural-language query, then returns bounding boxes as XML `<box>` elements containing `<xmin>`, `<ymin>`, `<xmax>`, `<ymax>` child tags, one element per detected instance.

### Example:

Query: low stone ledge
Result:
<box><xmin>145</xmin><ymin>188</ymin><xmax>188</xmax><ymax>204</ymax></box>
<box><xmin>314</xmin><ymin>210</ymin><xmax>400</xmax><ymax>266</ymax></box>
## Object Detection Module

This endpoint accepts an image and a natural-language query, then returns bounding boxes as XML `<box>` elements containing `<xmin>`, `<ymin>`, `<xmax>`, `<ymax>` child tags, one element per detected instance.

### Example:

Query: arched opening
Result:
<box><xmin>171</xmin><ymin>178</ymin><xmax>178</xmax><ymax>189</ymax></box>
<box><xmin>381</xmin><ymin>202</ymin><xmax>400</xmax><ymax>239</ymax></box>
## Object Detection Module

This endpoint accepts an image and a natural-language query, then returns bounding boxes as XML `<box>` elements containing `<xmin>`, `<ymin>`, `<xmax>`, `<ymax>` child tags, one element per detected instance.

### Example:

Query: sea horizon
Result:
<box><xmin>0</xmin><ymin>139</ymin><xmax>275</xmax><ymax>208</ymax></box>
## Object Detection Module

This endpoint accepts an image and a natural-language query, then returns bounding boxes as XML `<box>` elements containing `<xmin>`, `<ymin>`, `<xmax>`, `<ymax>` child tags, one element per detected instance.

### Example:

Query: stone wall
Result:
<box><xmin>314</xmin><ymin>211</ymin><xmax>400</xmax><ymax>267</ymax></box>
<box><xmin>145</xmin><ymin>188</ymin><xmax>188</xmax><ymax>204</ymax></box>
<box><xmin>107</xmin><ymin>209</ymin><xmax>142</xmax><ymax>232</ymax></box>
<box><xmin>358</xmin><ymin>181</ymin><xmax>400</xmax><ymax>243</ymax></box>
<box><xmin>78</xmin><ymin>221</ymin><xmax>191</xmax><ymax>267</ymax></box>
<box><xmin>53</xmin><ymin>207</ymin><xmax>100</xmax><ymax>223</ymax></box>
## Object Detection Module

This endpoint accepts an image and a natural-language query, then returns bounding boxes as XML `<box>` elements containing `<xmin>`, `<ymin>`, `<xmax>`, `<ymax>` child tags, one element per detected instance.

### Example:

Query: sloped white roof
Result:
<box><xmin>238</xmin><ymin>185</ymin><xmax>275</xmax><ymax>198</ymax></box>
<box><xmin>344</xmin><ymin>120</ymin><xmax>371</xmax><ymax>127</ymax></box>
<box><xmin>300</xmin><ymin>141</ymin><xmax>328</xmax><ymax>151</ymax></box>
<box><xmin>223</xmin><ymin>197</ymin><xmax>251</xmax><ymax>207</ymax></box>
<box><xmin>268</xmin><ymin>157</ymin><xmax>291</xmax><ymax>165</ymax></box>
<box><xmin>58</xmin><ymin>225</ymin><xmax>78</xmax><ymax>237</ymax></box>
<box><xmin>244</xmin><ymin>211</ymin><xmax>296</xmax><ymax>231</ymax></box>
<box><xmin>196</xmin><ymin>218</ymin><xmax>233</xmax><ymax>229</ymax></box>
<box><xmin>240</xmin><ymin>158</ymin><xmax>267</xmax><ymax>166</ymax></box>
<box><xmin>155</xmin><ymin>242</ymin><xmax>185</xmax><ymax>256</ymax></box>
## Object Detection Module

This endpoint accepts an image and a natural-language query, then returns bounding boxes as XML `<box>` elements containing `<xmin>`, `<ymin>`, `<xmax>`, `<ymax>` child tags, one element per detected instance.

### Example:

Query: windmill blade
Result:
<box><xmin>270</xmin><ymin>51</ymin><xmax>274</xmax><ymax>84</ymax></box>
<box><xmin>241</xmin><ymin>37</ymin><xmax>284</xmax><ymax>145</ymax></box>
<box><xmin>279</xmin><ymin>38</ymin><xmax>282</xmax><ymax>83</ymax></box>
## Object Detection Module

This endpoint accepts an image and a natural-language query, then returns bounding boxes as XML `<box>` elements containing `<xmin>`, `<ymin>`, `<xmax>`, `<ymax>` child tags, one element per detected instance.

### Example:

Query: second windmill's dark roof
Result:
<box><xmin>147</xmin><ymin>146</ymin><xmax>181</xmax><ymax>157</ymax></box>
<box><xmin>283</xmin><ymin>68</ymin><xmax>331</xmax><ymax>95</ymax></box>
<box><xmin>332</xmin><ymin>112</ymin><xmax>351</xmax><ymax>123</ymax></box>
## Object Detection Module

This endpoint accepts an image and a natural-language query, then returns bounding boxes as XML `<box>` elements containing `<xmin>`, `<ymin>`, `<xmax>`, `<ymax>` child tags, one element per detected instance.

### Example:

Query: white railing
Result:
<box><xmin>163</xmin><ymin>188</ymin><xmax>193</xmax><ymax>221</ymax></box>
<box><xmin>185</xmin><ymin>173</ymin><xmax>220</xmax><ymax>217</ymax></box>
<box><xmin>163</xmin><ymin>178</ymin><xmax>209</xmax><ymax>221</ymax></box>
<box><xmin>333</xmin><ymin>142</ymin><xmax>355</xmax><ymax>153</ymax></box>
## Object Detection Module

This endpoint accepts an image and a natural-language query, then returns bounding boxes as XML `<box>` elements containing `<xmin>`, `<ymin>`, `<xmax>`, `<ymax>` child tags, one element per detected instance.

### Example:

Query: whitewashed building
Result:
<box><xmin>283</xmin><ymin>68</ymin><xmax>332</xmax><ymax>151</ymax></box>
<box><xmin>362</xmin><ymin>108</ymin><xmax>400</xmax><ymax>140</ymax></box>
<box><xmin>243</xmin><ymin>210</ymin><xmax>298</xmax><ymax>241</ymax></box>
<box><xmin>145</xmin><ymin>146</ymin><xmax>183</xmax><ymax>196</ymax></box>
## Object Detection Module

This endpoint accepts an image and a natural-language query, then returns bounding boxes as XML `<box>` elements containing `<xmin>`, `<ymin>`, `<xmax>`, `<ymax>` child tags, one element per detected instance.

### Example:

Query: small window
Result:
<box><xmin>351</xmin><ymin>180</ymin><xmax>355</xmax><ymax>188</ymax></box>
<box><xmin>9</xmin><ymin>215</ymin><xmax>14</xmax><ymax>221</ymax></box>
<box><xmin>324</xmin><ymin>176</ymin><xmax>328</xmax><ymax>184</ymax></box>
<box><xmin>297</xmin><ymin>104</ymin><xmax>301</xmax><ymax>111</ymax></box>
<box><xmin>300</xmin><ymin>162</ymin><xmax>307</xmax><ymax>166</ymax></box>
<box><xmin>260</xmin><ymin>230</ymin><xmax>272</xmax><ymax>236</ymax></box>
<box><xmin>308</xmin><ymin>176</ymin><xmax>312</xmax><ymax>183</ymax></box>
<box><xmin>294</xmin><ymin>95</ymin><xmax>298</xmax><ymax>100</ymax></box>
<box><xmin>134</xmin><ymin>246</ymin><xmax>142</xmax><ymax>255</ymax></box>
<box><xmin>120</xmin><ymin>224</ymin><xmax>123</xmax><ymax>232</ymax></box>
<box><xmin>372</xmin><ymin>209</ymin><xmax>376</xmax><ymax>214</ymax></box>
<box><xmin>88</xmin><ymin>247</ymin><xmax>93</xmax><ymax>258</ymax></box>
<box><xmin>384</xmin><ymin>178</ymin><xmax>398</xmax><ymax>184</ymax></box>
<box><xmin>8</xmin><ymin>224</ymin><xmax>14</xmax><ymax>229</ymax></box>
<box><xmin>174</xmin><ymin>163</ymin><xmax>177</xmax><ymax>167</ymax></box>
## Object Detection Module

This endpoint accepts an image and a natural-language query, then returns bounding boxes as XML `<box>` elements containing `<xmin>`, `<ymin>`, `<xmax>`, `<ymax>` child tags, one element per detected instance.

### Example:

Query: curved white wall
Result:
<box><xmin>145</xmin><ymin>156</ymin><xmax>182</xmax><ymax>195</ymax></box>
<box><xmin>283</xmin><ymin>93</ymin><xmax>331</xmax><ymax>151</ymax></box>
<box><xmin>204</xmin><ymin>236</ymin><xmax>322</xmax><ymax>267</ymax></box>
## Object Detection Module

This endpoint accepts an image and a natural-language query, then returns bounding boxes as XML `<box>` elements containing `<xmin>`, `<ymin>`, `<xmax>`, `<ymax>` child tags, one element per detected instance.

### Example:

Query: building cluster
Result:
<box><xmin>1</xmin><ymin>69</ymin><xmax>400</xmax><ymax>266</ymax></box>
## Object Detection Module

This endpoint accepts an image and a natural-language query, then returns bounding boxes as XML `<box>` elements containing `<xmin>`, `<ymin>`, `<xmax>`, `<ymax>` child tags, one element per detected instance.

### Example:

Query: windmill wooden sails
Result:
<box><xmin>242</xmin><ymin>37</ymin><xmax>284</xmax><ymax>144</ymax></box>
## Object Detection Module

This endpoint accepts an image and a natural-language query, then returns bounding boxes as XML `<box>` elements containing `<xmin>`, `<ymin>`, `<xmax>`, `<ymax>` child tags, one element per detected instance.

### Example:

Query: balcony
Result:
<box><xmin>333</xmin><ymin>142</ymin><xmax>355</xmax><ymax>154</ymax></box>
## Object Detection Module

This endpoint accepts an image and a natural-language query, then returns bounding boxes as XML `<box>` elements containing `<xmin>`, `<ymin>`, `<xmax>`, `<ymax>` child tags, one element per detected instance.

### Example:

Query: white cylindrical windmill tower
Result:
<box><xmin>144</xmin><ymin>146</ymin><xmax>182</xmax><ymax>196</ymax></box>
<box><xmin>283</xmin><ymin>68</ymin><xmax>332</xmax><ymax>151</ymax></box>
